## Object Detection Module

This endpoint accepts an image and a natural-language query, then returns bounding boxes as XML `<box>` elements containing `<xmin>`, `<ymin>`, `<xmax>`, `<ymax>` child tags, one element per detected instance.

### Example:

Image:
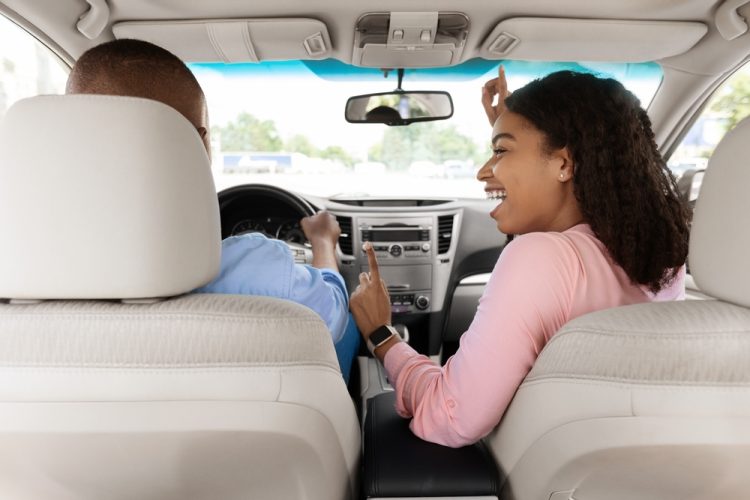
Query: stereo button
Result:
<box><xmin>389</xmin><ymin>244</ymin><xmax>403</xmax><ymax>257</ymax></box>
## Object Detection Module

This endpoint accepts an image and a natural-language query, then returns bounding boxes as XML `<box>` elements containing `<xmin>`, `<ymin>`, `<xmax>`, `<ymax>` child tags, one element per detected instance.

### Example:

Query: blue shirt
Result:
<box><xmin>194</xmin><ymin>233</ymin><xmax>349</xmax><ymax>344</ymax></box>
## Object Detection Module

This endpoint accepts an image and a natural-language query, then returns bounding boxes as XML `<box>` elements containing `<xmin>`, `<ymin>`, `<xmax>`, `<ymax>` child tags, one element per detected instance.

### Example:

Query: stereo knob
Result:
<box><xmin>389</xmin><ymin>244</ymin><xmax>403</xmax><ymax>257</ymax></box>
<box><xmin>421</xmin><ymin>242</ymin><xmax>431</xmax><ymax>252</ymax></box>
<box><xmin>415</xmin><ymin>295</ymin><xmax>430</xmax><ymax>310</ymax></box>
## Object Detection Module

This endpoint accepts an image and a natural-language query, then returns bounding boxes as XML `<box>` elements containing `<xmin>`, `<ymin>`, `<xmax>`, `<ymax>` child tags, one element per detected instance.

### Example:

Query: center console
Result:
<box><xmin>332</xmin><ymin>206</ymin><xmax>461</xmax><ymax>360</ymax></box>
<box><xmin>348</xmin><ymin>212</ymin><xmax>459</xmax><ymax>318</ymax></box>
<box><xmin>331</xmin><ymin>202</ymin><xmax>504</xmax><ymax>499</ymax></box>
<box><xmin>363</xmin><ymin>391</ymin><xmax>502</xmax><ymax>498</ymax></box>
<box><xmin>359</xmin><ymin>215</ymin><xmax>436</xmax><ymax>314</ymax></box>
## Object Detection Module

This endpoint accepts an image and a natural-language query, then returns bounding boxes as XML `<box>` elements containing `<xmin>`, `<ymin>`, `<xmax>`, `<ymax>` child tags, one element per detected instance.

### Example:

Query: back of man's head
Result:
<box><xmin>67</xmin><ymin>39</ymin><xmax>209</xmax><ymax>153</ymax></box>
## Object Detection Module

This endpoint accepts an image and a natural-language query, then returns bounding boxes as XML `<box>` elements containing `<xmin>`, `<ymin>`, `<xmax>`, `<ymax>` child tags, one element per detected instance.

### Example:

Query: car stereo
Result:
<box><xmin>360</xmin><ymin>223</ymin><xmax>432</xmax><ymax>259</ymax></box>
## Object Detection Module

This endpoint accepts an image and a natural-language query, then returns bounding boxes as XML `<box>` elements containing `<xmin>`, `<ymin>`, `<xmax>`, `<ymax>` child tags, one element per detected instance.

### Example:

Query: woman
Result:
<box><xmin>350</xmin><ymin>68</ymin><xmax>690</xmax><ymax>447</ymax></box>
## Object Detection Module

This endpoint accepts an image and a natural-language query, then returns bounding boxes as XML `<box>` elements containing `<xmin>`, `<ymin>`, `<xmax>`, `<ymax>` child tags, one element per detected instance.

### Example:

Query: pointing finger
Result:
<box><xmin>364</xmin><ymin>242</ymin><xmax>381</xmax><ymax>282</ymax></box>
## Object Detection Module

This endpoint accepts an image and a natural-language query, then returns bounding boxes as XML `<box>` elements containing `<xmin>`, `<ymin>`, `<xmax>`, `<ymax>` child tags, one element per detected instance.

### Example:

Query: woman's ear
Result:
<box><xmin>552</xmin><ymin>147</ymin><xmax>574</xmax><ymax>182</ymax></box>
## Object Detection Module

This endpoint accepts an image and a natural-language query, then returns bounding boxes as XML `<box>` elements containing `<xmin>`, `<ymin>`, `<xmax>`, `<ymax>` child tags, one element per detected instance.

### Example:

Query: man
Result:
<box><xmin>66</xmin><ymin>39</ymin><xmax>358</xmax><ymax>380</ymax></box>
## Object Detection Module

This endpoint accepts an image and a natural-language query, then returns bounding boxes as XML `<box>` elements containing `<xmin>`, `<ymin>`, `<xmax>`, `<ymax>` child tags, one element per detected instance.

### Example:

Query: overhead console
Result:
<box><xmin>352</xmin><ymin>12</ymin><xmax>469</xmax><ymax>67</ymax></box>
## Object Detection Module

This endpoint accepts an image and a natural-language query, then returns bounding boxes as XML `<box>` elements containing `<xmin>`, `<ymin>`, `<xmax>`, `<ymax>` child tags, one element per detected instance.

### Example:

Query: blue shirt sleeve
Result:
<box><xmin>195</xmin><ymin>233</ymin><xmax>349</xmax><ymax>343</ymax></box>
<box><xmin>288</xmin><ymin>264</ymin><xmax>350</xmax><ymax>344</ymax></box>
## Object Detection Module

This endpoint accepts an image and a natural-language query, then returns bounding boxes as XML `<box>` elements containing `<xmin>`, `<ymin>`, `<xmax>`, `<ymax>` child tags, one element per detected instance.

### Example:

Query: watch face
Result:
<box><xmin>370</xmin><ymin>325</ymin><xmax>395</xmax><ymax>346</ymax></box>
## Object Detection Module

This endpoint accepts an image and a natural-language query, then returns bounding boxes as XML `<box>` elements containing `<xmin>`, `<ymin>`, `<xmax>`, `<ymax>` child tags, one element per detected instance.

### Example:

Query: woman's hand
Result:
<box><xmin>481</xmin><ymin>65</ymin><xmax>511</xmax><ymax>127</ymax></box>
<box><xmin>350</xmin><ymin>242</ymin><xmax>392</xmax><ymax>338</ymax></box>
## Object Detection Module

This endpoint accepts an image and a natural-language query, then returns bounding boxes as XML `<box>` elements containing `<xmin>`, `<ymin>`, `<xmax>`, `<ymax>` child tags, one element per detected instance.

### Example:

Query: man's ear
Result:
<box><xmin>196</xmin><ymin>127</ymin><xmax>211</xmax><ymax>161</ymax></box>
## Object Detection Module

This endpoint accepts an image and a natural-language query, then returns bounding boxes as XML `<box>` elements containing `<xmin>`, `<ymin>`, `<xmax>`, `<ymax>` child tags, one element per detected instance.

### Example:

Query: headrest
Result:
<box><xmin>0</xmin><ymin>95</ymin><xmax>221</xmax><ymax>300</ymax></box>
<box><xmin>689</xmin><ymin>115</ymin><xmax>750</xmax><ymax>308</ymax></box>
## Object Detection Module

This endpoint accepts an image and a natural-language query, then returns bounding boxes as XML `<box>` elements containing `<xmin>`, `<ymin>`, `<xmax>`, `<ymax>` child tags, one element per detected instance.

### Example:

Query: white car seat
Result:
<box><xmin>485</xmin><ymin>116</ymin><xmax>750</xmax><ymax>500</ymax></box>
<box><xmin>0</xmin><ymin>95</ymin><xmax>360</xmax><ymax>500</ymax></box>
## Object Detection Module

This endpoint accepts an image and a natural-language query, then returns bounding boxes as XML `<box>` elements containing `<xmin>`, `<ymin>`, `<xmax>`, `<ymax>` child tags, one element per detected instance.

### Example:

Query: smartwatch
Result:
<box><xmin>367</xmin><ymin>324</ymin><xmax>399</xmax><ymax>355</ymax></box>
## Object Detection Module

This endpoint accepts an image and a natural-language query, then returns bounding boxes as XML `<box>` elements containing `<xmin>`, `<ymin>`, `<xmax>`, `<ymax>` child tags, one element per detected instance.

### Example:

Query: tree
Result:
<box><xmin>368</xmin><ymin>122</ymin><xmax>483</xmax><ymax>170</ymax></box>
<box><xmin>320</xmin><ymin>145</ymin><xmax>354</xmax><ymax>167</ymax></box>
<box><xmin>428</xmin><ymin>126</ymin><xmax>479</xmax><ymax>163</ymax></box>
<box><xmin>213</xmin><ymin>112</ymin><xmax>282</xmax><ymax>152</ymax></box>
<box><xmin>709</xmin><ymin>71</ymin><xmax>750</xmax><ymax>134</ymax></box>
<box><xmin>285</xmin><ymin>134</ymin><xmax>317</xmax><ymax>156</ymax></box>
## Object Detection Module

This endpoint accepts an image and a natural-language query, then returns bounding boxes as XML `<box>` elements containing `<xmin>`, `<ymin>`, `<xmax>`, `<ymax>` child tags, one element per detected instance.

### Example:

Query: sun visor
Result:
<box><xmin>480</xmin><ymin>18</ymin><xmax>707</xmax><ymax>62</ymax></box>
<box><xmin>112</xmin><ymin>18</ymin><xmax>332</xmax><ymax>63</ymax></box>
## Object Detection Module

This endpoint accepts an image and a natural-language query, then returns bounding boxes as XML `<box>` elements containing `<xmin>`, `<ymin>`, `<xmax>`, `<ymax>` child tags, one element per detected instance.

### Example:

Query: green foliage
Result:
<box><xmin>214</xmin><ymin>111</ymin><xmax>482</xmax><ymax>170</ymax></box>
<box><xmin>213</xmin><ymin>112</ymin><xmax>282</xmax><ymax>152</ymax></box>
<box><xmin>320</xmin><ymin>145</ymin><xmax>354</xmax><ymax>167</ymax></box>
<box><xmin>284</xmin><ymin>134</ymin><xmax>316</xmax><ymax>156</ymax></box>
<box><xmin>368</xmin><ymin>122</ymin><xmax>484</xmax><ymax>170</ymax></box>
<box><xmin>709</xmin><ymin>71</ymin><xmax>750</xmax><ymax>134</ymax></box>
<box><xmin>215</xmin><ymin>112</ymin><xmax>356</xmax><ymax>167</ymax></box>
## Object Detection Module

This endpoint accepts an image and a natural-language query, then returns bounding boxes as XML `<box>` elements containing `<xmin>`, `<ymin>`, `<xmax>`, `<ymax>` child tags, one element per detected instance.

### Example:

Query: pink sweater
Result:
<box><xmin>383</xmin><ymin>223</ymin><xmax>684</xmax><ymax>447</ymax></box>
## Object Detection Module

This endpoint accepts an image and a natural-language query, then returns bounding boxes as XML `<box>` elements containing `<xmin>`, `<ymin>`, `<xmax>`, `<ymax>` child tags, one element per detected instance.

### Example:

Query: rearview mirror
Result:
<box><xmin>345</xmin><ymin>91</ymin><xmax>453</xmax><ymax>126</ymax></box>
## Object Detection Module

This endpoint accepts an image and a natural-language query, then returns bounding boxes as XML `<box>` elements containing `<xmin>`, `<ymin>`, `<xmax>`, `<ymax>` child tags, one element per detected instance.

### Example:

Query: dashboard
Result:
<box><xmin>219</xmin><ymin>185</ymin><xmax>314</xmax><ymax>244</ymax></box>
<box><xmin>217</xmin><ymin>184</ymin><xmax>507</xmax><ymax>356</ymax></box>
<box><xmin>229</xmin><ymin>216</ymin><xmax>306</xmax><ymax>244</ymax></box>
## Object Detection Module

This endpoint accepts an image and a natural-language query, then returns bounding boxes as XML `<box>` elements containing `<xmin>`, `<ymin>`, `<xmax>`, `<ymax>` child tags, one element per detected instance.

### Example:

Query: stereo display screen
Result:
<box><xmin>370</xmin><ymin>230</ymin><xmax>422</xmax><ymax>242</ymax></box>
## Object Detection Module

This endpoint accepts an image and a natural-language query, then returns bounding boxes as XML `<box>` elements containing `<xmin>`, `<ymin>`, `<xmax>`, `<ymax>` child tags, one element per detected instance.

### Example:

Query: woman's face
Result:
<box><xmin>480</xmin><ymin>110</ymin><xmax>578</xmax><ymax>235</ymax></box>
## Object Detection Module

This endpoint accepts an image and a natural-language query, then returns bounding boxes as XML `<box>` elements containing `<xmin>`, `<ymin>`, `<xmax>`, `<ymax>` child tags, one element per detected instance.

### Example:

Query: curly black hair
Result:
<box><xmin>505</xmin><ymin>71</ymin><xmax>690</xmax><ymax>293</ymax></box>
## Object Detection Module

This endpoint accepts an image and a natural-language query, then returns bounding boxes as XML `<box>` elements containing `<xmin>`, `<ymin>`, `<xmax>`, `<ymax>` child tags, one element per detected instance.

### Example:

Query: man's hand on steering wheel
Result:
<box><xmin>301</xmin><ymin>211</ymin><xmax>341</xmax><ymax>271</ymax></box>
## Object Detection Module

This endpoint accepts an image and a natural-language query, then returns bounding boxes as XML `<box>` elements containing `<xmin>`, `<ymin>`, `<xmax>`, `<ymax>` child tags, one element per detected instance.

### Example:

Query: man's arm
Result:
<box><xmin>301</xmin><ymin>211</ymin><xmax>340</xmax><ymax>271</ymax></box>
<box><xmin>293</xmin><ymin>211</ymin><xmax>349</xmax><ymax>344</ymax></box>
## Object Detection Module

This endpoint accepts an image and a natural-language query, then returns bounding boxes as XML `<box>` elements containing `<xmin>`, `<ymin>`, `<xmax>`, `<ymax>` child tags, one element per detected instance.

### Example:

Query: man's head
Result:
<box><xmin>66</xmin><ymin>39</ymin><xmax>210</xmax><ymax>155</ymax></box>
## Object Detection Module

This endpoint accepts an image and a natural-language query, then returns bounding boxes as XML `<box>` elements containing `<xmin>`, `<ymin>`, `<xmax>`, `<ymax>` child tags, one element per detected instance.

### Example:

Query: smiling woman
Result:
<box><xmin>349</xmin><ymin>68</ymin><xmax>689</xmax><ymax>447</ymax></box>
<box><xmin>188</xmin><ymin>59</ymin><xmax>662</xmax><ymax>199</ymax></box>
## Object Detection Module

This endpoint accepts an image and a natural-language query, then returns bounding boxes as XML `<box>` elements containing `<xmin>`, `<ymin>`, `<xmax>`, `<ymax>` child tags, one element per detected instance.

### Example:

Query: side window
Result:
<box><xmin>0</xmin><ymin>14</ymin><xmax>69</xmax><ymax>120</ymax></box>
<box><xmin>669</xmin><ymin>62</ymin><xmax>750</xmax><ymax>205</ymax></box>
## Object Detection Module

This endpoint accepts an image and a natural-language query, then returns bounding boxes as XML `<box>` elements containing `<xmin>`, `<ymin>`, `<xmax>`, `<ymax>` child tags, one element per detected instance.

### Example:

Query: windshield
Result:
<box><xmin>190</xmin><ymin>59</ymin><xmax>662</xmax><ymax>199</ymax></box>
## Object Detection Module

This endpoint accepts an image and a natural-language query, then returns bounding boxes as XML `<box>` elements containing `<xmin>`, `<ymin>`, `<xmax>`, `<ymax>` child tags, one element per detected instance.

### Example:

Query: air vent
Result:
<box><xmin>336</xmin><ymin>216</ymin><xmax>353</xmax><ymax>255</ymax></box>
<box><xmin>437</xmin><ymin>215</ymin><xmax>454</xmax><ymax>254</ymax></box>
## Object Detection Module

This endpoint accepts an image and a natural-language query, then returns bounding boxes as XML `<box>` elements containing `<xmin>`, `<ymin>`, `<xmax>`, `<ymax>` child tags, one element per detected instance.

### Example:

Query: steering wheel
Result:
<box><xmin>217</xmin><ymin>184</ymin><xmax>316</xmax><ymax>265</ymax></box>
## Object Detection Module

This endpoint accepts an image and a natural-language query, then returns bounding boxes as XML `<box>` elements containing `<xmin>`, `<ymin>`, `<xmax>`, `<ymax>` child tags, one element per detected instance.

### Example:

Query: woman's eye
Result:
<box><xmin>493</xmin><ymin>147</ymin><xmax>507</xmax><ymax>158</ymax></box>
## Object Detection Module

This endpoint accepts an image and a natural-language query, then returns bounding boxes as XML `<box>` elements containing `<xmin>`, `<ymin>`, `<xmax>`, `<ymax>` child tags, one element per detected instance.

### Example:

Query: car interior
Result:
<box><xmin>0</xmin><ymin>0</ymin><xmax>749</xmax><ymax>499</ymax></box>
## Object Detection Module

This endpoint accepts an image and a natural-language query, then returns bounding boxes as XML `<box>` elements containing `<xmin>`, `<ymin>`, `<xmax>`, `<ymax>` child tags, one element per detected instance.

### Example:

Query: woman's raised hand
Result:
<box><xmin>481</xmin><ymin>65</ymin><xmax>511</xmax><ymax>127</ymax></box>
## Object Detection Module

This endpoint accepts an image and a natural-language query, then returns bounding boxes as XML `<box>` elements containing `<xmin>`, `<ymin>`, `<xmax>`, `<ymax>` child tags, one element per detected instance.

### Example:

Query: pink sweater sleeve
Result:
<box><xmin>383</xmin><ymin>233</ymin><xmax>580</xmax><ymax>447</ymax></box>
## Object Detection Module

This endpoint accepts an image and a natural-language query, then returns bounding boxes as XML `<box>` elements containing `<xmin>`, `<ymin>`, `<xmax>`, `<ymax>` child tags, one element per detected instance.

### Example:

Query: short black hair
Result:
<box><xmin>68</xmin><ymin>39</ymin><xmax>202</xmax><ymax>96</ymax></box>
<box><xmin>66</xmin><ymin>39</ymin><xmax>207</xmax><ymax>129</ymax></box>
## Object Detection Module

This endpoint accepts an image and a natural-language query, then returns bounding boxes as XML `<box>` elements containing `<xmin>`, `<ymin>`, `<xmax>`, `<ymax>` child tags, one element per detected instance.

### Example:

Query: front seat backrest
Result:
<box><xmin>0</xmin><ymin>95</ymin><xmax>220</xmax><ymax>299</ymax></box>
<box><xmin>0</xmin><ymin>95</ymin><xmax>360</xmax><ymax>500</ymax></box>
<box><xmin>485</xmin><ymin>117</ymin><xmax>750</xmax><ymax>500</ymax></box>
